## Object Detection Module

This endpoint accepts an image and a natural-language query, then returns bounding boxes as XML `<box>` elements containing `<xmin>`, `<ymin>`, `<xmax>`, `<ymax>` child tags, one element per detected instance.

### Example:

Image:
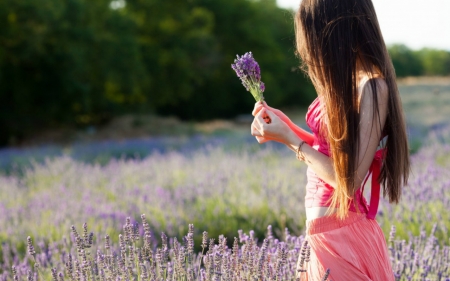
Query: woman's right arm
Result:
<box><xmin>252</xmin><ymin>101</ymin><xmax>315</xmax><ymax>145</ymax></box>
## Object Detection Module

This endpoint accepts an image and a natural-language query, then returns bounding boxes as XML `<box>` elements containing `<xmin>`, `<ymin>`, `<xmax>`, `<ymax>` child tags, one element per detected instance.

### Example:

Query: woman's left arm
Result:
<box><xmin>252</xmin><ymin>79</ymin><xmax>389</xmax><ymax>189</ymax></box>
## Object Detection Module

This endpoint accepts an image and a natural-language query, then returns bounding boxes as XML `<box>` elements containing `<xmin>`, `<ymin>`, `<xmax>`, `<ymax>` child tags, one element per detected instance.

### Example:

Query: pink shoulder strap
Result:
<box><xmin>361</xmin><ymin>149</ymin><xmax>385</xmax><ymax>220</ymax></box>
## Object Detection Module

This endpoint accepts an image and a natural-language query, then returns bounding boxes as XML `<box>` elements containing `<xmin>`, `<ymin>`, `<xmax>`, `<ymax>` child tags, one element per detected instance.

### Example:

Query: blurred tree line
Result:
<box><xmin>388</xmin><ymin>44</ymin><xmax>450</xmax><ymax>77</ymax></box>
<box><xmin>0</xmin><ymin>0</ymin><xmax>315</xmax><ymax>145</ymax></box>
<box><xmin>0</xmin><ymin>0</ymin><xmax>449</xmax><ymax>146</ymax></box>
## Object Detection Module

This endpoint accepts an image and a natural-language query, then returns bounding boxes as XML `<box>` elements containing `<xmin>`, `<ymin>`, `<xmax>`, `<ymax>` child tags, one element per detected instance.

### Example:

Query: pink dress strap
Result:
<box><xmin>360</xmin><ymin>148</ymin><xmax>385</xmax><ymax>219</ymax></box>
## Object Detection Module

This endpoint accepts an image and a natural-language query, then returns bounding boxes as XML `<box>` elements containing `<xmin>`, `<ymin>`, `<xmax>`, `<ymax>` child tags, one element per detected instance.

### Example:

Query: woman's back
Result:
<box><xmin>295</xmin><ymin>0</ymin><xmax>410</xmax><ymax>220</ymax></box>
<box><xmin>304</xmin><ymin>75</ymin><xmax>388</xmax><ymax>220</ymax></box>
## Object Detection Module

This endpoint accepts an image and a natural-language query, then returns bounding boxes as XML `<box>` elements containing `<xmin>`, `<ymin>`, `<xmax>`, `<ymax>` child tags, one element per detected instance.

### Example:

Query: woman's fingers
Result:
<box><xmin>251</xmin><ymin>125</ymin><xmax>261</xmax><ymax>137</ymax></box>
<box><xmin>252</xmin><ymin>101</ymin><xmax>281</xmax><ymax>118</ymax></box>
<box><xmin>253</xmin><ymin>109</ymin><xmax>270</xmax><ymax>136</ymax></box>
<box><xmin>254</xmin><ymin>102</ymin><xmax>286</xmax><ymax>122</ymax></box>
<box><xmin>255</xmin><ymin>108</ymin><xmax>267</xmax><ymax>131</ymax></box>
<box><xmin>251</xmin><ymin>106</ymin><xmax>291</xmax><ymax>145</ymax></box>
<box><xmin>264</xmin><ymin>108</ymin><xmax>277</xmax><ymax>119</ymax></box>
<box><xmin>252</xmin><ymin>102</ymin><xmax>264</xmax><ymax>116</ymax></box>
<box><xmin>252</xmin><ymin>105</ymin><xmax>281</xmax><ymax>144</ymax></box>
<box><xmin>256</xmin><ymin>136</ymin><xmax>269</xmax><ymax>143</ymax></box>
<box><xmin>252</xmin><ymin>109</ymin><xmax>273</xmax><ymax>143</ymax></box>
<box><xmin>251</xmin><ymin>119</ymin><xmax>262</xmax><ymax>136</ymax></box>
<box><xmin>252</xmin><ymin>127</ymin><xmax>269</xmax><ymax>144</ymax></box>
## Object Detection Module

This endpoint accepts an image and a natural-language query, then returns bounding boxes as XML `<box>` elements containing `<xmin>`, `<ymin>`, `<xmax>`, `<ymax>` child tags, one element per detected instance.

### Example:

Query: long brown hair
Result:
<box><xmin>294</xmin><ymin>0</ymin><xmax>410</xmax><ymax>218</ymax></box>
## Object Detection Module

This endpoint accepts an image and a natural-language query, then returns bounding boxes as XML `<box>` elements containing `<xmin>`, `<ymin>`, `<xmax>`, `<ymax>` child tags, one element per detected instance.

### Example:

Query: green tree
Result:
<box><xmin>0</xmin><ymin>0</ymin><xmax>145</xmax><ymax>145</ymax></box>
<box><xmin>126</xmin><ymin>0</ymin><xmax>314</xmax><ymax>120</ymax></box>
<box><xmin>388</xmin><ymin>45</ymin><xmax>450</xmax><ymax>77</ymax></box>
<box><xmin>388</xmin><ymin>44</ymin><xmax>423</xmax><ymax>77</ymax></box>
<box><xmin>417</xmin><ymin>48</ymin><xmax>450</xmax><ymax>76</ymax></box>
<box><xmin>0</xmin><ymin>0</ymin><xmax>317</xmax><ymax>146</ymax></box>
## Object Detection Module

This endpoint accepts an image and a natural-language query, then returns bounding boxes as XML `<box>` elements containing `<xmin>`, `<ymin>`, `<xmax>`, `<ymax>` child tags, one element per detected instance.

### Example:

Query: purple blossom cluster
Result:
<box><xmin>2</xmin><ymin>217</ymin><xmax>311</xmax><ymax>281</ymax></box>
<box><xmin>1</xmin><ymin>138</ymin><xmax>449</xmax><ymax>249</ymax></box>
<box><xmin>0</xmin><ymin>121</ymin><xmax>449</xmax><ymax>280</ymax></box>
<box><xmin>377</xmin><ymin>129</ymin><xmax>450</xmax><ymax>243</ymax></box>
<box><xmin>388</xmin><ymin>225</ymin><xmax>450</xmax><ymax>280</ymax></box>
<box><xmin>231</xmin><ymin>52</ymin><xmax>265</xmax><ymax>101</ymax></box>
<box><xmin>0</xmin><ymin>217</ymin><xmax>448</xmax><ymax>280</ymax></box>
<box><xmin>0</xmin><ymin>146</ymin><xmax>307</xmax><ymax>248</ymax></box>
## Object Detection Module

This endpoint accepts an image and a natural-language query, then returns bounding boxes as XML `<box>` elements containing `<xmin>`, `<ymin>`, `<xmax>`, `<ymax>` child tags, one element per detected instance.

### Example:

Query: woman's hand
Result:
<box><xmin>252</xmin><ymin>101</ymin><xmax>291</xmax><ymax>124</ymax></box>
<box><xmin>251</xmin><ymin>108</ymin><xmax>293</xmax><ymax>144</ymax></box>
<box><xmin>251</xmin><ymin>101</ymin><xmax>292</xmax><ymax>143</ymax></box>
<box><xmin>251</xmin><ymin>101</ymin><xmax>315</xmax><ymax>145</ymax></box>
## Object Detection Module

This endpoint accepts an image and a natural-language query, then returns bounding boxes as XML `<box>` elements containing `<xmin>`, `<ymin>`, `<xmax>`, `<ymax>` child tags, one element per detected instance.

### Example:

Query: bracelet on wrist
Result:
<box><xmin>296</xmin><ymin>140</ymin><xmax>306</xmax><ymax>161</ymax></box>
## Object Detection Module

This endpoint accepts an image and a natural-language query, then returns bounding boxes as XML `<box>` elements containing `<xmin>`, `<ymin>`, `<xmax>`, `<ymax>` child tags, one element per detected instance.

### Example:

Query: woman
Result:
<box><xmin>251</xmin><ymin>0</ymin><xmax>410</xmax><ymax>280</ymax></box>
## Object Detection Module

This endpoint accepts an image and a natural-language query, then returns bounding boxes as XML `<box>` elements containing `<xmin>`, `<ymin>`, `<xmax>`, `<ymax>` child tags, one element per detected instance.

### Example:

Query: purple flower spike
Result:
<box><xmin>260</xmin><ymin>82</ymin><xmax>265</xmax><ymax>92</ymax></box>
<box><xmin>231</xmin><ymin>52</ymin><xmax>265</xmax><ymax>102</ymax></box>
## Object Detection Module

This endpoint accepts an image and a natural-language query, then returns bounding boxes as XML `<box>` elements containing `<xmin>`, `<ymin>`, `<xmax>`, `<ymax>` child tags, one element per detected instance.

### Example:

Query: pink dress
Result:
<box><xmin>297</xmin><ymin>96</ymin><xmax>395</xmax><ymax>281</ymax></box>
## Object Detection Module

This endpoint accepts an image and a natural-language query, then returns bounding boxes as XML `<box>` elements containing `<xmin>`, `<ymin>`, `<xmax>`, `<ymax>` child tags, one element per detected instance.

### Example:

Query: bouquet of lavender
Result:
<box><xmin>231</xmin><ymin>52</ymin><xmax>265</xmax><ymax>102</ymax></box>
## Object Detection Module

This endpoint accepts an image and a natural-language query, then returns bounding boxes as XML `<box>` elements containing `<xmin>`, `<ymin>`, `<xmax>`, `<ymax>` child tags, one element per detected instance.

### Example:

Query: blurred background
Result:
<box><xmin>1</xmin><ymin>0</ymin><xmax>449</xmax><ymax>151</ymax></box>
<box><xmin>1</xmin><ymin>2</ymin><xmax>450</xmax><ymax>279</ymax></box>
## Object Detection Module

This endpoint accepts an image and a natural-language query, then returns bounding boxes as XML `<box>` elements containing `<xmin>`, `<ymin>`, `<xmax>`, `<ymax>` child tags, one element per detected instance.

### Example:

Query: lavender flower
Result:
<box><xmin>83</xmin><ymin>223</ymin><xmax>89</xmax><ymax>247</ymax></box>
<box><xmin>12</xmin><ymin>266</ymin><xmax>18</xmax><ymax>281</ymax></box>
<box><xmin>389</xmin><ymin>225</ymin><xmax>396</xmax><ymax>243</ymax></box>
<box><xmin>65</xmin><ymin>253</ymin><xmax>73</xmax><ymax>278</ymax></box>
<box><xmin>202</xmin><ymin>231</ymin><xmax>208</xmax><ymax>249</ymax></box>
<box><xmin>321</xmin><ymin>268</ymin><xmax>330</xmax><ymax>281</ymax></box>
<box><xmin>297</xmin><ymin>240</ymin><xmax>308</xmax><ymax>273</ymax></box>
<box><xmin>105</xmin><ymin>235</ymin><xmax>111</xmax><ymax>251</ymax></box>
<box><xmin>1</xmin><ymin>121</ymin><xmax>450</xmax><ymax>280</ymax></box>
<box><xmin>141</xmin><ymin>214</ymin><xmax>151</xmax><ymax>237</ymax></box>
<box><xmin>4</xmin><ymin>219</ymin><xmax>450</xmax><ymax>280</ymax></box>
<box><xmin>257</xmin><ymin>239</ymin><xmax>268</xmax><ymax>279</ymax></box>
<box><xmin>231</xmin><ymin>52</ymin><xmax>265</xmax><ymax>101</ymax></box>
<box><xmin>51</xmin><ymin>268</ymin><xmax>58</xmax><ymax>281</ymax></box>
<box><xmin>187</xmin><ymin>232</ymin><xmax>194</xmax><ymax>264</ymax></box>
<box><xmin>27</xmin><ymin>237</ymin><xmax>36</xmax><ymax>256</ymax></box>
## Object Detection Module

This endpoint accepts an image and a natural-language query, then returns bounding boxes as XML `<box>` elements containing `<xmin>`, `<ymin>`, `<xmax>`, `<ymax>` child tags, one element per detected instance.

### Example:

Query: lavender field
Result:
<box><xmin>0</xmin><ymin>79</ymin><xmax>450</xmax><ymax>280</ymax></box>
<box><xmin>0</xmin><ymin>124</ymin><xmax>449</xmax><ymax>280</ymax></box>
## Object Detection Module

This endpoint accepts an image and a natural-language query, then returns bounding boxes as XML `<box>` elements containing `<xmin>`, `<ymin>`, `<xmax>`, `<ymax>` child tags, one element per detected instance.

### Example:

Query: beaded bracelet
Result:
<box><xmin>296</xmin><ymin>140</ymin><xmax>306</xmax><ymax>161</ymax></box>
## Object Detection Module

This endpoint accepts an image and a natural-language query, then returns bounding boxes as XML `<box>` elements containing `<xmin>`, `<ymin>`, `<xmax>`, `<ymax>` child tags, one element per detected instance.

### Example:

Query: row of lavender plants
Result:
<box><xmin>0</xmin><ymin>126</ymin><xmax>449</xmax><ymax>280</ymax></box>
<box><xmin>1</xmin><ymin>215</ymin><xmax>448</xmax><ymax>280</ymax></box>
<box><xmin>1</xmin><ymin>137</ymin><xmax>449</xmax><ymax>245</ymax></box>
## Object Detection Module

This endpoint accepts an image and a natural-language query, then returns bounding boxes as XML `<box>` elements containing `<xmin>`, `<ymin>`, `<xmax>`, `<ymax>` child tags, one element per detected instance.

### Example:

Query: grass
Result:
<box><xmin>0</xmin><ymin>77</ymin><xmax>449</xmax><ymax>280</ymax></box>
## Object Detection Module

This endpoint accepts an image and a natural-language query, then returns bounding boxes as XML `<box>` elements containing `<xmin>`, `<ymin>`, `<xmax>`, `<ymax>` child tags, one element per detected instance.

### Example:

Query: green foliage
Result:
<box><xmin>0</xmin><ymin>0</ymin><xmax>315</xmax><ymax>146</ymax></box>
<box><xmin>418</xmin><ymin>48</ymin><xmax>450</xmax><ymax>76</ymax></box>
<box><xmin>388</xmin><ymin>44</ymin><xmax>423</xmax><ymax>77</ymax></box>
<box><xmin>129</xmin><ymin>0</ymin><xmax>315</xmax><ymax>119</ymax></box>
<box><xmin>388</xmin><ymin>44</ymin><xmax>450</xmax><ymax>77</ymax></box>
<box><xmin>3</xmin><ymin>0</ymin><xmax>450</xmax><ymax>146</ymax></box>
<box><xmin>0</xmin><ymin>0</ymin><xmax>147</xmax><ymax>145</ymax></box>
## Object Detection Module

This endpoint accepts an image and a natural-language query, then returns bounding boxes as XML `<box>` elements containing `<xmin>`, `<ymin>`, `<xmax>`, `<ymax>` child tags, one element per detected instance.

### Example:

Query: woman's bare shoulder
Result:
<box><xmin>358</xmin><ymin>76</ymin><xmax>389</xmax><ymax>109</ymax></box>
